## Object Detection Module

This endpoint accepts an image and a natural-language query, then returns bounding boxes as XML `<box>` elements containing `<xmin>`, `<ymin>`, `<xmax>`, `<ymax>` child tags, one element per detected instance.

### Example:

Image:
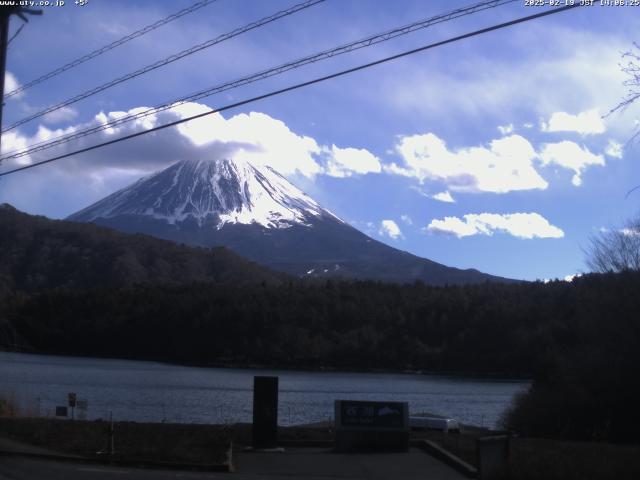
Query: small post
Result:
<box><xmin>68</xmin><ymin>392</ymin><xmax>76</xmax><ymax>420</ymax></box>
<box><xmin>108</xmin><ymin>411</ymin><xmax>115</xmax><ymax>457</ymax></box>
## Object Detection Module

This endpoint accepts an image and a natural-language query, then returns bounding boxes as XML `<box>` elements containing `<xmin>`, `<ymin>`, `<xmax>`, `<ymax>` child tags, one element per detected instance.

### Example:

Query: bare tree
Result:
<box><xmin>607</xmin><ymin>43</ymin><xmax>640</xmax><ymax>118</ymax></box>
<box><xmin>586</xmin><ymin>215</ymin><xmax>640</xmax><ymax>273</ymax></box>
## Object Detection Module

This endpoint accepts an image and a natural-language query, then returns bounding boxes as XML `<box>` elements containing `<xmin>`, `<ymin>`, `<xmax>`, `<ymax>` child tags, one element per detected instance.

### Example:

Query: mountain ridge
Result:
<box><xmin>68</xmin><ymin>158</ymin><xmax>515</xmax><ymax>285</ymax></box>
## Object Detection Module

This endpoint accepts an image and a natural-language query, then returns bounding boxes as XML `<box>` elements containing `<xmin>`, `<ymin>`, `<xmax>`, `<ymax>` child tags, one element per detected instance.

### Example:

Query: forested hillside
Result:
<box><xmin>0</xmin><ymin>204</ymin><xmax>283</xmax><ymax>293</ymax></box>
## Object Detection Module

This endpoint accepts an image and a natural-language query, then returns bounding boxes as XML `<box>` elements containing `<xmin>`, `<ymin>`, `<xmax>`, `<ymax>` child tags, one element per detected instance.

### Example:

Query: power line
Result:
<box><xmin>0</xmin><ymin>0</ymin><xmax>515</xmax><ymax>161</ymax></box>
<box><xmin>0</xmin><ymin>4</ymin><xmax>581</xmax><ymax>179</ymax></box>
<box><xmin>1</xmin><ymin>0</ymin><xmax>324</xmax><ymax>133</ymax></box>
<box><xmin>3</xmin><ymin>0</ymin><xmax>221</xmax><ymax>99</ymax></box>
<box><xmin>0</xmin><ymin>0</ymin><xmax>518</xmax><ymax>163</ymax></box>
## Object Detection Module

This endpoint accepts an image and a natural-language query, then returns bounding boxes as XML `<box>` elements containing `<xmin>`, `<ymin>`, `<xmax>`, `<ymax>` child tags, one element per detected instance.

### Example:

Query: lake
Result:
<box><xmin>0</xmin><ymin>352</ymin><xmax>528</xmax><ymax>428</ymax></box>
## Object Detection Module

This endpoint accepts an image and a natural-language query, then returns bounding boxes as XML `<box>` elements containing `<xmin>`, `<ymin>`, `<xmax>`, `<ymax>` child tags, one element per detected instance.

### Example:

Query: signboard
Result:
<box><xmin>55</xmin><ymin>406</ymin><xmax>68</xmax><ymax>417</ymax></box>
<box><xmin>334</xmin><ymin>400</ymin><xmax>409</xmax><ymax>452</ymax></box>
<box><xmin>339</xmin><ymin>400</ymin><xmax>405</xmax><ymax>428</ymax></box>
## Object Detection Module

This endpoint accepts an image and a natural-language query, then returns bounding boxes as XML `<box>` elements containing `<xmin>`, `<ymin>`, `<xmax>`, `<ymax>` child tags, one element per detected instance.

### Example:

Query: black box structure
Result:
<box><xmin>252</xmin><ymin>376</ymin><xmax>279</xmax><ymax>449</ymax></box>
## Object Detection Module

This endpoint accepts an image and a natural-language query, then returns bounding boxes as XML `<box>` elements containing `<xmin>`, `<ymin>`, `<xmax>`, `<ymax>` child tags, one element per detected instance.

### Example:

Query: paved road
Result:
<box><xmin>0</xmin><ymin>447</ymin><xmax>467</xmax><ymax>480</ymax></box>
<box><xmin>235</xmin><ymin>447</ymin><xmax>466</xmax><ymax>479</ymax></box>
<box><xmin>0</xmin><ymin>456</ymin><xmax>224</xmax><ymax>480</ymax></box>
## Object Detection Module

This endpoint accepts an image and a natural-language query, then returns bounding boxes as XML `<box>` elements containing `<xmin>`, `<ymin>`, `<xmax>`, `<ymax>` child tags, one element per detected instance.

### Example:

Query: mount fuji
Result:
<box><xmin>68</xmin><ymin>158</ymin><xmax>509</xmax><ymax>285</ymax></box>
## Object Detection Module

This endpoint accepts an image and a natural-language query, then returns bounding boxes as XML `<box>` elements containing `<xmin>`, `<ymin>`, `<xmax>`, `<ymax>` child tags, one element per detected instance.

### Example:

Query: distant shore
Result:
<box><xmin>0</xmin><ymin>349</ymin><xmax>532</xmax><ymax>382</ymax></box>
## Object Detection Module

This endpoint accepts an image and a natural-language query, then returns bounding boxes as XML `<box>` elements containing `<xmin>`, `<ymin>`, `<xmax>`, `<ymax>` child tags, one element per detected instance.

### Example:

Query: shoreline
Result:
<box><xmin>0</xmin><ymin>350</ymin><xmax>532</xmax><ymax>383</ymax></box>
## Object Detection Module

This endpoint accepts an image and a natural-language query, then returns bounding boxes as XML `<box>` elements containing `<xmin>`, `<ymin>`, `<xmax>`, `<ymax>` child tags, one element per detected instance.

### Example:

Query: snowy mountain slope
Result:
<box><xmin>69</xmin><ymin>158</ymin><xmax>513</xmax><ymax>285</ymax></box>
<box><xmin>70</xmin><ymin>158</ymin><xmax>339</xmax><ymax>229</ymax></box>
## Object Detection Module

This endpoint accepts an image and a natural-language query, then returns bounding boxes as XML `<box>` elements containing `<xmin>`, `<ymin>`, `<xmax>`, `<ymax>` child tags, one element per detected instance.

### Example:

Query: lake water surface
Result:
<box><xmin>0</xmin><ymin>352</ymin><xmax>528</xmax><ymax>428</ymax></box>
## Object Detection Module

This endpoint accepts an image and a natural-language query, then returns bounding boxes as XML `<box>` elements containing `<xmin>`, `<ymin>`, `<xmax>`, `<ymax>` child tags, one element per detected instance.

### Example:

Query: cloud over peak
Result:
<box><xmin>4</xmin><ymin>102</ymin><xmax>330</xmax><ymax>179</ymax></box>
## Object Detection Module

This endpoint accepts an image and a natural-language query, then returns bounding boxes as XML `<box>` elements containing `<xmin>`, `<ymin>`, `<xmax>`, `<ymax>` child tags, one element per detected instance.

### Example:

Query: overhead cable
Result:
<box><xmin>1</xmin><ymin>0</ymin><xmax>324</xmax><ymax>133</ymax></box>
<box><xmin>0</xmin><ymin>4</ymin><xmax>582</xmax><ymax>178</ymax></box>
<box><xmin>4</xmin><ymin>0</ymin><xmax>221</xmax><ymax>99</ymax></box>
<box><xmin>0</xmin><ymin>0</ymin><xmax>517</xmax><ymax>162</ymax></box>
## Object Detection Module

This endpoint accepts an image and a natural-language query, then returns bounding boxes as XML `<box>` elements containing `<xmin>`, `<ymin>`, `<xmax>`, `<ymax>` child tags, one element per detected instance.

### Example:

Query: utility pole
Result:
<box><xmin>0</xmin><ymin>7</ymin><xmax>13</xmax><ymax>152</ymax></box>
<box><xmin>0</xmin><ymin>6</ymin><xmax>41</xmax><ymax>155</ymax></box>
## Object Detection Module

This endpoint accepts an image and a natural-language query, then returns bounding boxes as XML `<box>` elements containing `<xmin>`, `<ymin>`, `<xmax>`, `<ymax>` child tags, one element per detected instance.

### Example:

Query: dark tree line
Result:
<box><xmin>2</xmin><ymin>271</ymin><xmax>640</xmax><ymax>442</ymax></box>
<box><xmin>0</xmin><ymin>279</ymin><xmax>565</xmax><ymax>375</ymax></box>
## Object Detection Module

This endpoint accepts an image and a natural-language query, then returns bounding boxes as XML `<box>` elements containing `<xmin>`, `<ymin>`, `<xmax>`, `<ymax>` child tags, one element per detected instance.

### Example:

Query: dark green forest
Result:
<box><xmin>1</xmin><ymin>203</ymin><xmax>639</xmax><ymax>443</ymax></box>
<box><xmin>2</xmin><ymin>272</ymin><xmax>640</xmax><ymax>442</ymax></box>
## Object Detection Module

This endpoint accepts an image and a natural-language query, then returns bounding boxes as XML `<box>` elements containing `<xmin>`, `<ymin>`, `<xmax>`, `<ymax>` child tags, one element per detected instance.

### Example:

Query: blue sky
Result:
<box><xmin>1</xmin><ymin>0</ymin><xmax>639</xmax><ymax>281</ymax></box>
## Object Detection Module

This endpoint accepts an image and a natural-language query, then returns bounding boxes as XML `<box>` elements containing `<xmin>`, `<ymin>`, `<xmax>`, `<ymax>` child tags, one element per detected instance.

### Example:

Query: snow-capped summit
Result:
<box><xmin>69</xmin><ymin>157</ymin><xmax>511</xmax><ymax>285</ymax></box>
<box><xmin>70</xmin><ymin>158</ymin><xmax>338</xmax><ymax>229</ymax></box>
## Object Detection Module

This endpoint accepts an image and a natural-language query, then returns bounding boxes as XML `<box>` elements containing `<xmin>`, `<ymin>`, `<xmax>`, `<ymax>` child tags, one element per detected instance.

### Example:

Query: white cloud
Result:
<box><xmin>386</xmin><ymin>133</ymin><xmax>548</xmax><ymax>194</ymax></box>
<box><xmin>539</xmin><ymin>141</ymin><xmax>605</xmax><ymax>186</ymax></box>
<box><xmin>523</xmin><ymin>123</ymin><xmax>534</xmax><ymax>129</ymax></box>
<box><xmin>409</xmin><ymin>186</ymin><xmax>455</xmax><ymax>203</ymax></box>
<box><xmin>605</xmin><ymin>139</ymin><xmax>623</xmax><ymax>159</ymax></box>
<box><xmin>0</xmin><ymin>131</ymin><xmax>30</xmax><ymax>164</ymax></box>
<box><xmin>542</xmin><ymin>273</ymin><xmax>582</xmax><ymax>283</ymax></box>
<box><xmin>426</xmin><ymin>216</ymin><xmax>477</xmax><ymax>238</ymax></box>
<box><xmin>384</xmin><ymin>32</ymin><xmax>628</xmax><ymax>133</ymax></box>
<box><xmin>325</xmin><ymin>144</ymin><xmax>381</xmax><ymax>178</ymax></box>
<box><xmin>426</xmin><ymin>212</ymin><xmax>564</xmax><ymax>239</ymax></box>
<box><xmin>379</xmin><ymin>220</ymin><xmax>403</xmax><ymax>240</ymax></box>
<box><xmin>621</xmin><ymin>227</ymin><xmax>640</xmax><ymax>237</ymax></box>
<box><xmin>563</xmin><ymin>273</ymin><xmax>582</xmax><ymax>282</ymax></box>
<box><xmin>497</xmin><ymin>124</ymin><xmax>514</xmax><ymax>135</ymax></box>
<box><xmin>432</xmin><ymin>191</ymin><xmax>455</xmax><ymax>203</ymax></box>
<box><xmin>541</xmin><ymin>109</ymin><xmax>606</xmax><ymax>135</ymax></box>
<box><xmin>4</xmin><ymin>72</ymin><xmax>23</xmax><ymax>99</ymax></box>
<box><xmin>4</xmin><ymin>102</ymin><xmax>325</xmax><ymax>179</ymax></box>
<box><xmin>400</xmin><ymin>214</ymin><xmax>413</xmax><ymax>225</ymax></box>
<box><xmin>43</xmin><ymin>106</ymin><xmax>79</xmax><ymax>125</ymax></box>
<box><xmin>171</xmin><ymin>103</ymin><xmax>323</xmax><ymax>178</ymax></box>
